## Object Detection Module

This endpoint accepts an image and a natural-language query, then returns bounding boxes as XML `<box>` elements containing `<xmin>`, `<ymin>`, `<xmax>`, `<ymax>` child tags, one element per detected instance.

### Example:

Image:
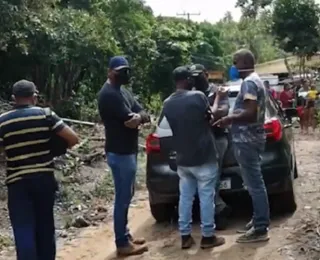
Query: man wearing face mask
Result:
<box><xmin>190</xmin><ymin>64</ymin><xmax>232</xmax><ymax>230</ymax></box>
<box><xmin>98</xmin><ymin>56</ymin><xmax>150</xmax><ymax>256</ymax></box>
<box><xmin>213</xmin><ymin>49</ymin><xmax>270</xmax><ymax>243</ymax></box>
<box><xmin>159</xmin><ymin>66</ymin><xmax>225</xmax><ymax>250</ymax></box>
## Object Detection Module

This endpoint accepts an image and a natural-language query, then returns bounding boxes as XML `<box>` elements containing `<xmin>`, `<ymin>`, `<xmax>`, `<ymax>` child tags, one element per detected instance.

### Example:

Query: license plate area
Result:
<box><xmin>219</xmin><ymin>178</ymin><xmax>231</xmax><ymax>190</ymax></box>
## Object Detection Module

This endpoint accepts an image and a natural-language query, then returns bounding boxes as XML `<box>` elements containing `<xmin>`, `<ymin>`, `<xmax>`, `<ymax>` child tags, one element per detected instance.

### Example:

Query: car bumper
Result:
<box><xmin>147</xmin><ymin>164</ymin><xmax>293</xmax><ymax>205</ymax></box>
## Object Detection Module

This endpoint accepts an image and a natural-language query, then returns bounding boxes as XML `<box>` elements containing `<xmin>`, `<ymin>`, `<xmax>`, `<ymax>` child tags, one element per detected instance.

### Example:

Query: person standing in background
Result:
<box><xmin>279</xmin><ymin>83</ymin><xmax>295</xmax><ymax>109</ymax></box>
<box><xmin>214</xmin><ymin>49</ymin><xmax>270</xmax><ymax>243</ymax></box>
<box><xmin>305</xmin><ymin>83</ymin><xmax>318</xmax><ymax>134</ymax></box>
<box><xmin>263</xmin><ymin>81</ymin><xmax>276</xmax><ymax>99</ymax></box>
<box><xmin>0</xmin><ymin>80</ymin><xmax>79</xmax><ymax>260</ymax></box>
<box><xmin>190</xmin><ymin>64</ymin><xmax>232</xmax><ymax>230</ymax></box>
<box><xmin>98</xmin><ymin>56</ymin><xmax>150</xmax><ymax>256</ymax></box>
<box><xmin>158</xmin><ymin>66</ymin><xmax>225</xmax><ymax>250</ymax></box>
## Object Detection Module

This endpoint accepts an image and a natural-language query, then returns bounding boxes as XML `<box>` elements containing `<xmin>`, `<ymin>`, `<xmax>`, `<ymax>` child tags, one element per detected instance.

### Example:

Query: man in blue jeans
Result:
<box><xmin>214</xmin><ymin>49</ymin><xmax>270</xmax><ymax>243</ymax></box>
<box><xmin>191</xmin><ymin>64</ymin><xmax>232</xmax><ymax>230</ymax></box>
<box><xmin>159</xmin><ymin>66</ymin><xmax>225</xmax><ymax>249</ymax></box>
<box><xmin>98</xmin><ymin>56</ymin><xmax>150</xmax><ymax>256</ymax></box>
<box><xmin>0</xmin><ymin>80</ymin><xmax>79</xmax><ymax>260</ymax></box>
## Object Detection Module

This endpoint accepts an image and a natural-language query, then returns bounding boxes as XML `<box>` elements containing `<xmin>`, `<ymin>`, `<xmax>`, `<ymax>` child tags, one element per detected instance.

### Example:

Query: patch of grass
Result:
<box><xmin>92</xmin><ymin>170</ymin><xmax>114</xmax><ymax>199</ymax></box>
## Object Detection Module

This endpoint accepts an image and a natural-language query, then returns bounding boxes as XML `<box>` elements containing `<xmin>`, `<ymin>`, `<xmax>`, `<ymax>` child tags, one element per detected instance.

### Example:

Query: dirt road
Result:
<box><xmin>3</xmin><ymin>137</ymin><xmax>320</xmax><ymax>260</ymax></box>
<box><xmin>56</xmin><ymin>137</ymin><xmax>320</xmax><ymax>260</ymax></box>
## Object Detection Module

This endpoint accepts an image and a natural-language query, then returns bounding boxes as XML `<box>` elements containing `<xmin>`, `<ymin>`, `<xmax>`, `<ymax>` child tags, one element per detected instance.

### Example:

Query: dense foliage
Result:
<box><xmin>1</xmin><ymin>0</ymin><xmax>317</xmax><ymax>119</ymax></box>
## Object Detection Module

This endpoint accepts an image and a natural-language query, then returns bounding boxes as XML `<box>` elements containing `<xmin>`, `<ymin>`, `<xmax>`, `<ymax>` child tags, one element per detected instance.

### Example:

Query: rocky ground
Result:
<box><xmin>0</xmin><ymin>130</ymin><xmax>319</xmax><ymax>260</ymax></box>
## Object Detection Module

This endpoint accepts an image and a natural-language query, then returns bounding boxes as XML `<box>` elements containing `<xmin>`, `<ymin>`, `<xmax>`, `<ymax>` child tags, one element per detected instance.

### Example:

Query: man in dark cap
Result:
<box><xmin>98</xmin><ymin>56</ymin><xmax>150</xmax><ymax>256</ymax></box>
<box><xmin>0</xmin><ymin>80</ymin><xmax>79</xmax><ymax>259</ymax></box>
<box><xmin>190</xmin><ymin>64</ymin><xmax>232</xmax><ymax>230</ymax></box>
<box><xmin>158</xmin><ymin>66</ymin><xmax>225</xmax><ymax>250</ymax></box>
<box><xmin>214</xmin><ymin>49</ymin><xmax>270</xmax><ymax>243</ymax></box>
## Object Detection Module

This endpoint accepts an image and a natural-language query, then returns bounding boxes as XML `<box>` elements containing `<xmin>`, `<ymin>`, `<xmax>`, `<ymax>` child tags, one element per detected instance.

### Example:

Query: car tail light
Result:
<box><xmin>146</xmin><ymin>133</ymin><xmax>160</xmax><ymax>154</ymax></box>
<box><xmin>264</xmin><ymin>117</ymin><xmax>282</xmax><ymax>141</ymax></box>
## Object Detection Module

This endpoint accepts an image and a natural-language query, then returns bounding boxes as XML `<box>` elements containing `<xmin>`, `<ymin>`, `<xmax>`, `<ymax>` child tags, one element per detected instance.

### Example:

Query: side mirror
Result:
<box><xmin>284</xmin><ymin>108</ymin><xmax>298</xmax><ymax>118</ymax></box>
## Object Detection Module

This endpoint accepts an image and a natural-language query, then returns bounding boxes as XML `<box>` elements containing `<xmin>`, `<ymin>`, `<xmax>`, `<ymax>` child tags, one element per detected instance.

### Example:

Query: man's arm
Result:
<box><xmin>131</xmin><ymin>98</ymin><xmax>150</xmax><ymax>124</ymax></box>
<box><xmin>211</xmin><ymin>93</ymin><xmax>229</xmax><ymax>120</ymax></box>
<box><xmin>0</xmin><ymin>127</ymin><xmax>3</xmax><ymax>154</ymax></box>
<box><xmin>51</xmin><ymin>112</ymin><xmax>79</xmax><ymax>148</ymax></box>
<box><xmin>99</xmin><ymin>92</ymin><xmax>133</xmax><ymax>123</ymax></box>
<box><xmin>197</xmin><ymin>91</ymin><xmax>213</xmax><ymax>121</ymax></box>
<box><xmin>229</xmin><ymin>81</ymin><xmax>258</xmax><ymax>123</ymax></box>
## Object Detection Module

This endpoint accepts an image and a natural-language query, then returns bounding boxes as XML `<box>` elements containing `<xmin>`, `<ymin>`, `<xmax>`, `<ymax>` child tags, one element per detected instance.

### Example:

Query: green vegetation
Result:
<box><xmin>0</xmin><ymin>0</ymin><xmax>319</xmax><ymax>118</ymax></box>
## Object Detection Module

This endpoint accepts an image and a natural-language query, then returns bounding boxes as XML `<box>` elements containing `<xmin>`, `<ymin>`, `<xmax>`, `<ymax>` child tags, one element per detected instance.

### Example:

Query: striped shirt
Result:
<box><xmin>0</xmin><ymin>105</ymin><xmax>65</xmax><ymax>184</ymax></box>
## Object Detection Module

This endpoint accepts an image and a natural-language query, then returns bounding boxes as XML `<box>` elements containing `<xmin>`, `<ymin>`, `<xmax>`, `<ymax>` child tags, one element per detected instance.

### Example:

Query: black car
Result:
<box><xmin>145</xmin><ymin>82</ymin><xmax>298</xmax><ymax>222</ymax></box>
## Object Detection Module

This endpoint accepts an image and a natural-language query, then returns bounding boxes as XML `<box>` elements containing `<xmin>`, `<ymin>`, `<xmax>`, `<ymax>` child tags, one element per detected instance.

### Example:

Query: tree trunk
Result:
<box><xmin>284</xmin><ymin>55</ymin><xmax>293</xmax><ymax>79</ymax></box>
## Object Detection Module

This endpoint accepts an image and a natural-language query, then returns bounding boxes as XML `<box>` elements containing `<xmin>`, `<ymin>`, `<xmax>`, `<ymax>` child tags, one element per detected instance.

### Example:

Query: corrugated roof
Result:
<box><xmin>255</xmin><ymin>54</ymin><xmax>320</xmax><ymax>74</ymax></box>
<box><xmin>255</xmin><ymin>56</ymin><xmax>297</xmax><ymax>74</ymax></box>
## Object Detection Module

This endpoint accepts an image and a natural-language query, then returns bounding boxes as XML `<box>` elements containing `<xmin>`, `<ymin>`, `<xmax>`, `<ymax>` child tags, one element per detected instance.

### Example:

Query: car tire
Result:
<box><xmin>271</xmin><ymin>188</ymin><xmax>297</xmax><ymax>214</ymax></box>
<box><xmin>150</xmin><ymin>203</ymin><xmax>176</xmax><ymax>223</ymax></box>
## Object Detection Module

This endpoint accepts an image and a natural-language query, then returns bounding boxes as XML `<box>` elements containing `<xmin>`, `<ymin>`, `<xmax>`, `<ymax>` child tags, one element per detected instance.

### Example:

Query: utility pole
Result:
<box><xmin>176</xmin><ymin>11</ymin><xmax>201</xmax><ymax>23</ymax></box>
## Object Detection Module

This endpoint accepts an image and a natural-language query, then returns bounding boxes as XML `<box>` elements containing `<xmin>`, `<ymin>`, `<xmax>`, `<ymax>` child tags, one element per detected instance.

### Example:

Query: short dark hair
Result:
<box><xmin>234</xmin><ymin>49</ymin><xmax>255</xmax><ymax>68</ymax></box>
<box><xmin>12</xmin><ymin>80</ymin><xmax>38</xmax><ymax>98</ymax></box>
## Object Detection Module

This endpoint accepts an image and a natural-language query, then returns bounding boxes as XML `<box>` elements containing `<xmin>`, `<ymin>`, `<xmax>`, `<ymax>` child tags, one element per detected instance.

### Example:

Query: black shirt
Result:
<box><xmin>98</xmin><ymin>81</ymin><xmax>144</xmax><ymax>154</ymax></box>
<box><xmin>0</xmin><ymin>105</ymin><xmax>65</xmax><ymax>184</ymax></box>
<box><xmin>161</xmin><ymin>90</ymin><xmax>217</xmax><ymax>167</ymax></box>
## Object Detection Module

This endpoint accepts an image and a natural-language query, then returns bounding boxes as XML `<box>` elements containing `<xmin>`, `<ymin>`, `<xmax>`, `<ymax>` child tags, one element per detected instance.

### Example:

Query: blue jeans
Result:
<box><xmin>8</xmin><ymin>174</ymin><xmax>57</xmax><ymax>260</ymax></box>
<box><xmin>215</xmin><ymin>136</ymin><xmax>229</xmax><ymax>214</ymax></box>
<box><xmin>107</xmin><ymin>152</ymin><xmax>137</xmax><ymax>248</ymax></box>
<box><xmin>233</xmin><ymin>142</ymin><xmax>270</xmax><ymax>232</ymax></box>
<box><xmin>178</xmin><ymin>161</ymin><xmax>219</xmax><ymax>237</ymax></box>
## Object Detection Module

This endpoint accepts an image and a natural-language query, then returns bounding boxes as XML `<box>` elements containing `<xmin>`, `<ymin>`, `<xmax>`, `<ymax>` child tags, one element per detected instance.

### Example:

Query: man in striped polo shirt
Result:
<box><xmin>0</xmin><ymin>80</ymin><xmax>79</xmax><ymax>260</ymax></box>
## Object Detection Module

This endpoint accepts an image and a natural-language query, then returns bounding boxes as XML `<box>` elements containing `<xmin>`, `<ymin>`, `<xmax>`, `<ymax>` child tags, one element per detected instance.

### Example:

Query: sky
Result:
<box><xmin>144</xmin><ymin>0</ymin><xmax>242</xmax><ymax>23</ymax></box>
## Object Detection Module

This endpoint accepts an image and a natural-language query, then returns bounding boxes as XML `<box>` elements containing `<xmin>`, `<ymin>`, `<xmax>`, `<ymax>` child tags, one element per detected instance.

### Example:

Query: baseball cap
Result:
<box><xmin>109</xmin><ymin>56</ymin><xmax>130</xmax><ymax>71</ymax></box>
<box><xmin>173</xmin><ymin>66</ymin><xmax>192</xmax><ymax>81</ymax></box>
<box><xmin>190</xmin><ymin>64</ymin><xmax>206</xmax><ymax>76</ymax></box>
<box><xmin>12</xmin><ymin>80</ymin><xmax>38</xmax><ymax>97</ymax></box>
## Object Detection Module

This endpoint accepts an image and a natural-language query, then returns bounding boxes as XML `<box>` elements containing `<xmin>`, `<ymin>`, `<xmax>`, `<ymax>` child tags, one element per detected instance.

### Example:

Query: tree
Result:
<box><xmin>236</xmin><ymin>0</ymin><xmax>273</xmax><ymax>18</ymax></box>
<box><xmin>0</xmin><ymin>0</ymin><xmax>283</xmax><ymax>119</ymax></box>
<box><xmin>272</xmin><ymin>0</ymin><xmax>320</xmax><ymax>74</ymax></box>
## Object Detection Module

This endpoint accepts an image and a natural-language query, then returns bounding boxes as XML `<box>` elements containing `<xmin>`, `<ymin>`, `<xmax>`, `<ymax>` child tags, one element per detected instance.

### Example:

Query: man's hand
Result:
<box><xmin>216</xmin><ymin>86</ymin><xmax>229</xmax><ymax>98</ymax></box>
<box><xmin>212</xmin><ymin>116</ymin><xmax>232</xmax><ymax>128</ymax></box>
<box><xmin>124</xmin><ymin>113</ymin><xmax>142</xmax><ymax>129</ymax></box>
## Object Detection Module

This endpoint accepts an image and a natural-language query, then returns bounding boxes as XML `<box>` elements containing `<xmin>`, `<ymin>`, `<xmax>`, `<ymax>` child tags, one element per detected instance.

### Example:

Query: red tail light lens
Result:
<box><xmin>264</xmin><ymin>117</ymin><xmax>282</xmax><ymax>141</ymax></box>
<box><xmin>146</xmin><ymin>133</ymin><xmax>160</xmax><ymax>154</ymax></box>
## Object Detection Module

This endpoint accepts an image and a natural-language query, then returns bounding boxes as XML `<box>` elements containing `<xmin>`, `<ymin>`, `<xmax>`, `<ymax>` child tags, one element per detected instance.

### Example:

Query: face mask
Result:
<box><xmin>194</xmin><ymin>74</ymin><xmax>208</xmax><ymax>92</ymax></box>
<box><xmin>229</xmin><ymin>65</ymin><xmax>239</xmax><ymax>81</ymax></box>
<box><xmin>114</xmin><ymin>69</ymin><xmax>131</xmax><ymax>85</ymax></box>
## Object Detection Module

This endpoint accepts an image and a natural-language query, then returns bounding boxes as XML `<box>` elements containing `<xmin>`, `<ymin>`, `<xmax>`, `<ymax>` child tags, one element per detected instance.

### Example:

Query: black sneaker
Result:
<box><xmin>237</xmin><ymin>219</ymin><xmax>253</xmax><ymax>234</ymax></box>
<box><xmin>181</xmin><ymin>235</ymin><xmax>195</xmax><ymax>249</ymax></box>
<box><xmin>236</xmin><ymin>227</ymin><xmax>270</xmax><ymax>243</ymax></box>
<box><xmin>200</xmin><ymin>235</ymin><xmax>226</xmax><ymax>249</ymax></box>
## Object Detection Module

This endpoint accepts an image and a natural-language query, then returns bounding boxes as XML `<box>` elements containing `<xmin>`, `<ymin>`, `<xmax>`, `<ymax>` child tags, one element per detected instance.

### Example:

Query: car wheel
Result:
<box><xmin>271</xmin><ymin>188</ymin><xmax>297</xmax><ymax>214</ymax></box>
<box><xmin>150</xmin><ymin>203</ymin><xmax>176</xmax><ymax>223</ymax></box>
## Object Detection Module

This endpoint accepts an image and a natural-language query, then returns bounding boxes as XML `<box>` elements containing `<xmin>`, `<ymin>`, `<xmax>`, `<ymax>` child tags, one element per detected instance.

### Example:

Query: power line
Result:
<box><xmin>176</xmin><ymin>11</ymin><xmax>201</xmax><ymax>23</ymax></box>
